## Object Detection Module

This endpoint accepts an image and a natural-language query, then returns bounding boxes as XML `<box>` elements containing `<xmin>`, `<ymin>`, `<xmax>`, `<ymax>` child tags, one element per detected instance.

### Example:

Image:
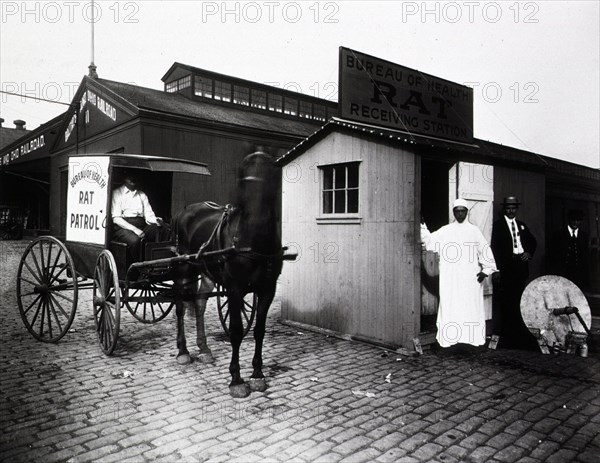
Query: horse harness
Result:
<box><xmin>191</xmin><ymin>202</ymin><xmax>284</xmax><ymax>285</ymax></box>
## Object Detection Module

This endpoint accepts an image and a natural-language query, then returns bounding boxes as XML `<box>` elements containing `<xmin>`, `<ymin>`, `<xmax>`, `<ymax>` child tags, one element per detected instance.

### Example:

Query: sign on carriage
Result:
<box><xmin>66</xmin><ymin>156</ymin><xmax>110</xmax><ymax>245</ymax></box>
<box><xmin>339</xmin><ymin>47</ymin><xmax>474</xmax><ymax>143</ymax></box>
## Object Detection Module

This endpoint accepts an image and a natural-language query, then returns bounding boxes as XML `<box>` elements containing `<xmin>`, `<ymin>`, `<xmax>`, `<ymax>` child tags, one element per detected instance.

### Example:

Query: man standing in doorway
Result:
<box><xmin>491</xmin><ymin>196</ymin><xmax>538</xmax><ymax>350</ymax></box>
<box><xmin>549</xmin><ymin>209</ymin><xmax>589</xmax><ymax>290</ymax></box>
<box><xmin>421</xmin><ymin>198</ymin><xmax>498</xmax><ymax>350</ymax></box>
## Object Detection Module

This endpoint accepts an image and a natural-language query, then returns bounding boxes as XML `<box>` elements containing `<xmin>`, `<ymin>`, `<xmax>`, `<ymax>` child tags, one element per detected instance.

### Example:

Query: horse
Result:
<box><xmin>171</xmin><ymin>152</ymin><xmax>283</xmax><ymax>398</ymax></box>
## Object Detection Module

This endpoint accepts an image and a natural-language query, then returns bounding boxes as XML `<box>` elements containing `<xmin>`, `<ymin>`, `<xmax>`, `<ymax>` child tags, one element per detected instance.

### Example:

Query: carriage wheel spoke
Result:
<box><xmin>30</xmin><ymin>296</ymin><xmax>45</xmax><ymax>327</ymax></box>
<box><xmin>30</xmin><ymin>249</ymin><xmax>44</xmax><ymax>284</ymax></box>
<box><xmin>48</xmin><ymin>248</ymin><xmax>64</xmax><ymax>285</ymax></box>
<box><xmin>48</xmin><ymin>264</ymin><xmax>68</xmax><ymax>287</ymax></box>
<box><xmin>142</xmin><ymin>291</ymin><xmax>148</xmax><ymax>320</ymax></box>
<box><xmin>241</xmin><ymin>306</ymin><xmax>251</xmax><ymax>325</ymax></box>
<box><xmin>20</xmin><ymin>275</ymin><xmax>39</xmax><ymax>287</ymax></box>
<box><xmin>46</xmin><ymin>242</ymin><xmax>53</xmax><ymax>277</ymax></box>
<box><xmin>46</xmin><ymin>299</ymin><xmax>53</xmax><ymax>339</ymax></box>
<box><xmin>39</xmin><ymin>242</ymin><xmax>46</xmax><ymax>280</ymax></box>
<box><xmin>24</xmin><ymin>294</ymin><xmax>42</xmax><ymax>316</ymax></box>
<box><xmin>23</xmin><ymin>260</ymin><xmax>43</xmax><ymax>285</ymax></box>
<box><xmin>50</xmin><ymin>290</ymin><xmax>74</xmax><ymax>305</ymax></box>
<box><xmin>48</xmin><ymin>291</ymin><xmax>69</xmax><ymax>319</ymax></box>
<box><xmin>38</xmin><ymin>298</ymin><xmax>47</xmax><ymax>337</ymax></box>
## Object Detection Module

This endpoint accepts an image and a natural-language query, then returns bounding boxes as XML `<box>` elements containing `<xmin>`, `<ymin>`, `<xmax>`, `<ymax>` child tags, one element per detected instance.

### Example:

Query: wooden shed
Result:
<box><xmin>277</xmin><ymin>117</ymin><xmax>553</xmax><ymax>349</ymax></box>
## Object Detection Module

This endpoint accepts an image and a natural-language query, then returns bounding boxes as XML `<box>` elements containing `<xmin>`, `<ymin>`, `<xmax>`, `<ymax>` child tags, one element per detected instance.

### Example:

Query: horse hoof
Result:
<box><xmin>198</xmin><ymin>352</ymin><xmax>215</xmax><ymax>364</ymax></box>
<box><xmin>249</xmin><ymin>378</ymin><xmax>267</xmax><ymax>392</ymax></box>
<box><xmin>176</xmin><ymin>354</ymin><xmax>191</xmax><ymax>365</ymax></box>
<box><xmin>229</xmin><ymin>383</ymin><xmax>251</xmax><ymax>398</ymax></box>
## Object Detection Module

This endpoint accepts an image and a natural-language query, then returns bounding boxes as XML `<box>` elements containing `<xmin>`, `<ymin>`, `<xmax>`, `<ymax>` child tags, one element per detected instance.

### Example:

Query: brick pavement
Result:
<box><xmin>1</xmin><ymin>240</ymin><xmax>599</xmax><ymax>462</ymax></box>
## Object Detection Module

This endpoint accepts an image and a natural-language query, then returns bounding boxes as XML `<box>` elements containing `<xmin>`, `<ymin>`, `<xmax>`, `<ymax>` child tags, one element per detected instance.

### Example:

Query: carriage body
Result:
<box><xmin>16</xmin><ymin>153</ymin><xmax>214</xmax><ymax>353</ymax></box>
<box><xmin>64</xmin><ymin>154</ymin><xmax>210</xmax><ymax>280</ymax></box>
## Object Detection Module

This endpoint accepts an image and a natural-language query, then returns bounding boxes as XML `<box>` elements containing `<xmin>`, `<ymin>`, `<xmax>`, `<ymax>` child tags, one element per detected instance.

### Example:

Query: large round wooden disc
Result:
<box><xmin>520</xmin><ymin>275</ymin><xmax>591</xmax><ymax>347</ymax></box>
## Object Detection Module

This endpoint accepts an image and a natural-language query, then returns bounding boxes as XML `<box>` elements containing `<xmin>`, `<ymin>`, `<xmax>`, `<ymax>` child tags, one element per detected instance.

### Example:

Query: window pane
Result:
<box><xmin>320</xmin><ymin>162</ymin><xmax>359</xmax><ymax>215</ymax></box>
<box><xmin>179</xmin><ymin>75</ymin><xmax>191</xmax><ymax>90</ymax></box>
<box><xmin>347</xmin><ymin>189</ymin><xmax>359</xmax><ymax>213</ymax></box>
<box><xmin>313</xmin><ymin>104</ymin><xmax>327</xmax><ymax>121</ymax></box>
<box><xmin>234</xmin><ymin>85</ymin><xmax>250</xmax><ymax>106</ymax></box>
<box><xmin>166</xmin><ymin>80</ymin><xmax>179</xmax><ymax>93</ymax></box>
<box><xmin>334</xmin><ymin>191</ymin><xmax>346</xmax><ymax>213</ymax></box>
<box><xmin>251</xmin><ymin>89</ymin><xmax>266</xmax><ymax>109</ymax></box>
<box><xmin>284</xmin><ymin>97</ymin><xmax>298</xmax><ymax>115</ymax></box>
<box><xmin>268</xmin><ymin>93</ymin><xmax>283</xmax><ymax>112</ymax></box>
<box><xmin>195</xmin><ymin>76</ymin><xmax>213</xmax><ymax>98</ymax></box>
<box><xmin>334</xmin><ymin>166</ymin><xmax>346</xmax><ymax>189</ymax></box>
<box><xmin>323</xmin><ymin>167</ymin><xmax>333</xmax><ymax>190</ymax></box>
<box><xmin>214</xmin><ymin>80</ymin><xmax>232</xmax><ymax>102</ymax></box>
<box><xmin>348</xmin><ymin>164</ymin><xmax>359</xmax><ymax>188</ymax></box>
<box><xmin>323</xmin><ymin>191</ymin><xmax>333</xmax><ymax>214</ymax></box>
<box><xmin>299</xmin><ymin>101</ymin><xmax>312</xmax><ymax>118</ymax></box>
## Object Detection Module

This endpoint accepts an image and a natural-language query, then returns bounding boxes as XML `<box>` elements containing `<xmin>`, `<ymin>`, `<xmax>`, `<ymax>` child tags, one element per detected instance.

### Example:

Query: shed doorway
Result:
<box><xmin>420</xmin><ymin>159</ymin><xmax>453</xmax><ymax>334</ymax></box>
<box><xmin>420</xmin><ymin>160</ymin><xmax>495</xmax><ymax>339</ymax></box>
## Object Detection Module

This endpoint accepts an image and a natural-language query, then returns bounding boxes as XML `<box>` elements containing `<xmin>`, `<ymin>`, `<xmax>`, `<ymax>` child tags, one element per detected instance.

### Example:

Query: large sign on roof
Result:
<box><xmin>339</xmin><ymin>47</ymin><xmax>473</xmax><ymax>143</ymax></box>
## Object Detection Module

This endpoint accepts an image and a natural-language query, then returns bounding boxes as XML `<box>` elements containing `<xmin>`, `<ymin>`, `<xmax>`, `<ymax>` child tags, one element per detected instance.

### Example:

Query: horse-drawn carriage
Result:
<box><xmin>16</xmin><ymin>153</ymin><xmax>290</xmax><ymax>396</ymax></box>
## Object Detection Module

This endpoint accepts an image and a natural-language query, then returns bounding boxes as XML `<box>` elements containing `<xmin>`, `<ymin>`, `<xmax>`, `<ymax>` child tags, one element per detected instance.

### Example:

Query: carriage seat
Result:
<box><xmin>109</xmin><ymin>237</ymin><xmax>176</xmax><ymax>280</ymax></box>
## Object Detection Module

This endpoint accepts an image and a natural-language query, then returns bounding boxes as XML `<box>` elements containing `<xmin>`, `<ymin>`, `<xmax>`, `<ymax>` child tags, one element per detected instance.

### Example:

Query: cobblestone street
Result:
<box><xmin>1</xmin><ymin>240</ymin><xmax>599</xmax><ymax>462</ymax></box>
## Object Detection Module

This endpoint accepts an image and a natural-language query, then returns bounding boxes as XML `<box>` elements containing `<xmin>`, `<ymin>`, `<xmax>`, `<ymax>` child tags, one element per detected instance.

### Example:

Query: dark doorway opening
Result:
<box><xmin>420</xmin><ymin>159</ymin><xmax>453</xmax><ymax>334</ymax></box>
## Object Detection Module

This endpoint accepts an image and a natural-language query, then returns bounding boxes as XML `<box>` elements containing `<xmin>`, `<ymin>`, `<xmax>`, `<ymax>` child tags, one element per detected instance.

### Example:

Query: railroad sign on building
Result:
<box><xmin>66</xmin><ymin>156</ymin><xmax>110</xmax><ymax>244</ymax></box>
<box><xmin>339</xmin><ymin>47</ymin><xmax>474</xmax><ymax>143</ymax></box>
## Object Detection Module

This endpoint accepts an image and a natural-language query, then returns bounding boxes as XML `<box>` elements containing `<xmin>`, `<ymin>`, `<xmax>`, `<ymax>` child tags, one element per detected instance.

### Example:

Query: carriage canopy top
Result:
<box><xmin>101</xmin><ymin>153</ymin><xmax>211</xmax><ymax>176</ymax></box>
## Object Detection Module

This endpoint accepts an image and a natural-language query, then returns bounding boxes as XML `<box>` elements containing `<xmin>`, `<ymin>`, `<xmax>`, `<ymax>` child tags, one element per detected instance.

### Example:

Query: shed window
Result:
<box><xmin>321</xmin><ymin>162</ymin><xmax>359</xmax><ymax>214</ymax></box>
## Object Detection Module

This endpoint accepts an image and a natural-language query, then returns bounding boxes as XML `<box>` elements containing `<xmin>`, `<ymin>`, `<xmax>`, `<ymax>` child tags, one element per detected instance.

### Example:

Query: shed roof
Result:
<box><xmin>276</xmin><ymin>117</ymin><xmax>549</xmax><ymax>170</ymax></box>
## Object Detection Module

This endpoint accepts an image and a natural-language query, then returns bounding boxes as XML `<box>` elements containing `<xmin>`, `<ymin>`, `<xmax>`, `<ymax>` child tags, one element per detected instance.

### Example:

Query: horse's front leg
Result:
<box><xmin>175</xmin><ymin>277</ymin><xmax>193</xmax><ymax>365</ymax></box>
<box><xmin>249</xmin><ymin>286</ymin><xmax>276</xmax><ymax>392</ymax></box>
<box><xmin>195</xmin><ymin>274</ymin><xmax>215</xmax><ymax>364</ymax></box>
<box><xmin>227</xmin><ymin>286</ymin><xmax>251</xmax><ymax>398</ymax></box>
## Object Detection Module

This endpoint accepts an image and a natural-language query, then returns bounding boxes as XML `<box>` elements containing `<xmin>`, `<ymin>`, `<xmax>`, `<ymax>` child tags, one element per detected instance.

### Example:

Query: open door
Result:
<box><xmin>449</xmin><ymin>162</ymin><xmax>495</xmax><ymax>319</ymax></box>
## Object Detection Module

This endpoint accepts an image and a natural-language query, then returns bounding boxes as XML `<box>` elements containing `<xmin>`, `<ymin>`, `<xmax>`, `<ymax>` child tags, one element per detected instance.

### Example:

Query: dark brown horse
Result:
<box><xmin>172</xmin><ymin>152</ymin><xmax>282</xmax><ymax>398</ymax></box>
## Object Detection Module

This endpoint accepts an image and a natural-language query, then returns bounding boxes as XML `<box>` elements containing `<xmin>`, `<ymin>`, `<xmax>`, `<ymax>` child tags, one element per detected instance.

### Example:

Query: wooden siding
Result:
<box><xmin>281</xmin><ymin>132</ymin><xmax>419</xmax><ymax>348</ymax></box>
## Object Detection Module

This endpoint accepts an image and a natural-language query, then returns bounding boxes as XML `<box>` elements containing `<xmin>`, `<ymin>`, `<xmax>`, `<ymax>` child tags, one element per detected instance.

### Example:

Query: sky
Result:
<box><xmin>1</xmin><ymin>0</ymin><xmax>599</xmax><ymax>168</ymax></box>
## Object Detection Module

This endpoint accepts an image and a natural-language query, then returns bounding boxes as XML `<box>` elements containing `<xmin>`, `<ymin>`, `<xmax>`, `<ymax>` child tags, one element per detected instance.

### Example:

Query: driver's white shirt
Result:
<box><xmin>111</xmin><ymin>185</ymin><xmax>157</xmax><ymax>224</ymax></box>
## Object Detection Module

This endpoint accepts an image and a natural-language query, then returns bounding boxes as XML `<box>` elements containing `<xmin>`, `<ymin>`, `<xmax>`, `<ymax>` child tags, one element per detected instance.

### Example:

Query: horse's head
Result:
<box><xmin>236</xmin><ymin>152</ymin><xmax>280</xmax><ymax>209</ymax></box>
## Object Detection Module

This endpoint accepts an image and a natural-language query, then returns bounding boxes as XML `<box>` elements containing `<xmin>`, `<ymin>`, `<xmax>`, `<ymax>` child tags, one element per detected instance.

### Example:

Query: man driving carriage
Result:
<box><xmin>111</xmin><ymin>171</ymin><xmax>170</xmax><ymax>261</ymax></box>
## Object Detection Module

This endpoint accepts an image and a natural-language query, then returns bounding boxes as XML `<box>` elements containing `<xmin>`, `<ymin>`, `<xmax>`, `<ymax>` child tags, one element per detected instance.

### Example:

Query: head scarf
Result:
<box><xmin>452</xmin><ymin>198</ymin><xmax>469</xmax><ymax>210</ymax></box>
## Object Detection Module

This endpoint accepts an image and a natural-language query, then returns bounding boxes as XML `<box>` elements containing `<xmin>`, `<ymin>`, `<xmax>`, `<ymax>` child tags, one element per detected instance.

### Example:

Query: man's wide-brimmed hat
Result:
<box><xmin>501</xmin><ymin>196</ymin><xmax>521</xmax><ymax>206</ymax></box>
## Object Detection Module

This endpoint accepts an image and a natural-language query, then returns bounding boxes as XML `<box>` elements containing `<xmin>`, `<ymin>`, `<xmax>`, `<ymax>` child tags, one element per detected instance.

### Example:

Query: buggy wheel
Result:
<box><xmin>93</xmin><ymin>250</ymin><xmax>120</xmax><ymax>355</ymax></box>
<box><xmin>125</xmin><ymin>280</ymin><xmax>175</xmax><ymax>324</ymax></box>
<box><xmin>216</xmin><ymin>284</ymin><xmax>257</xmax><ymax>338</ymax></box>
<box><xmin>16</xmin><ymin>236</ymin><xmax>78</xmax><ymax>342</ymax></box>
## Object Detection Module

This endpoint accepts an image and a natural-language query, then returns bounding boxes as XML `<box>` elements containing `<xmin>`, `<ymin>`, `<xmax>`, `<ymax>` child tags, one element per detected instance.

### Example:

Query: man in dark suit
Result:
<box><xmin>549</xmin><ymin>209</ymin><xmax>589</xmax><ymax>290</ymax></box>
<box><xmin>491</xmin><ymin>196</ymin><xmax>538</xmax><ymax>349</ymax></box>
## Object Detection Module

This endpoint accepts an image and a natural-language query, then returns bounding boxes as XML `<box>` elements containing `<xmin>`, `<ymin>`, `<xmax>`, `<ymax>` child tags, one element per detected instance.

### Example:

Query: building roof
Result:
<box><xmin>161</xmin><ymin>62</ymin><xmax>338</xmax><ymax>107</ymax></box>
<box><xmin>277</xmin><ymin>117</ymin><xmax>551</xmax><ymax>170</ymax></box>
<box><xmin>96</xmin><ymin>77</ymin><xmax>323</xmax><ymax>138</ymax></box>
<box><xmin>0</xmin><ymin>126</ymin><xmax>30</xmax><ymax>150</ymax></box>
<box><xmin>0</xmin><ymin>113</ymin><xmax>66</xmax><ymax>167</ymax></box>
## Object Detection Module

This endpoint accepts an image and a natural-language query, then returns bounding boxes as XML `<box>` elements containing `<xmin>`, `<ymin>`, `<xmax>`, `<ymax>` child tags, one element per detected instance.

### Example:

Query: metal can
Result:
<box><xmin>578</xmin><ymin>342</ymin><xmax>589</xmax><ymax>358</ymax></box>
